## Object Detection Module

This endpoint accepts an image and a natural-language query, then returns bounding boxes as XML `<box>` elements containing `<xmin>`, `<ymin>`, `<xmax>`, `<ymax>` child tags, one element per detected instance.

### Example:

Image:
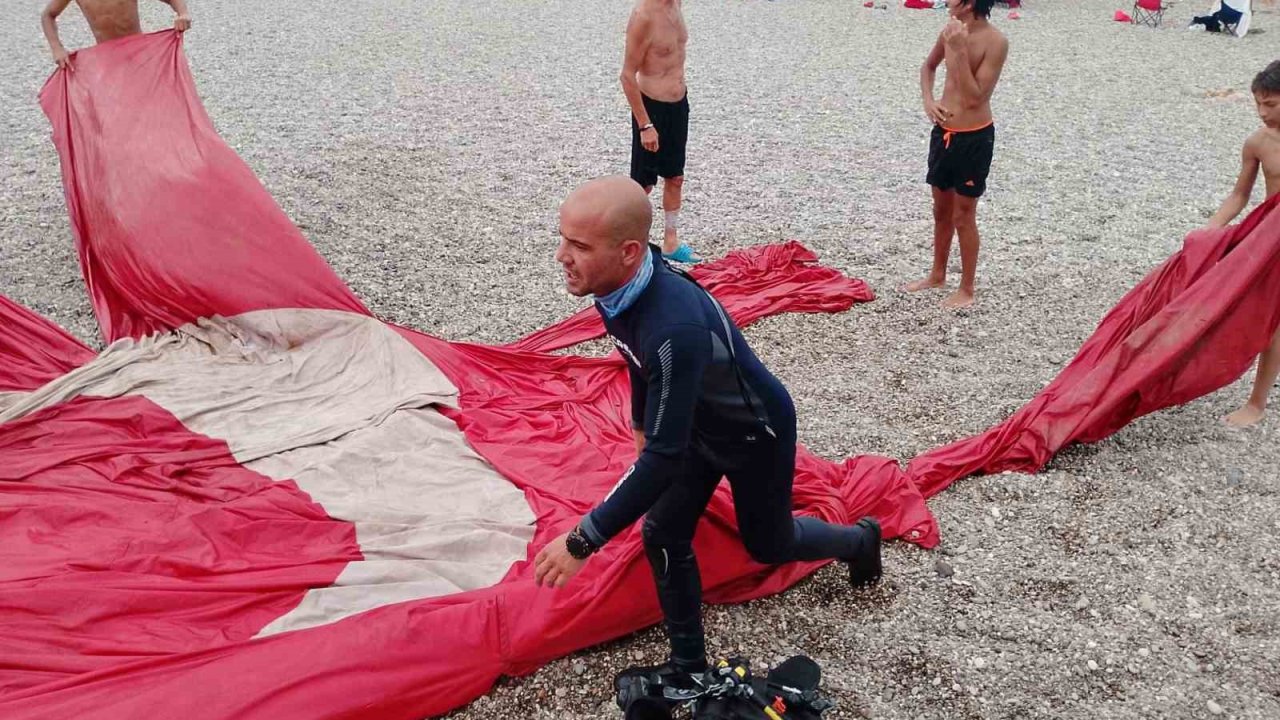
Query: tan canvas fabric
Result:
<box><xmin>0</xmin><ymin>309</ymin><xmax>535</xmax><ymax>636</ymax></box>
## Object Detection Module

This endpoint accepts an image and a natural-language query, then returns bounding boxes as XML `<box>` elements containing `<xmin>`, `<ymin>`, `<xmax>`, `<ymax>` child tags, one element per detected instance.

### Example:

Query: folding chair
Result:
<box><xmin>1191</xmin><ymin>0</ymin><xmax>1255</xmax><ymax>33</ymax></box>
<box><xmin>1213</xmin><ymin>0</ymin><xmax>1253</xmax><ymax>36</ymax></box>
<box><xmin>1132</xmin><ymin>0</ymin><xmax>1169</xmax><ymax>27</ymax></box>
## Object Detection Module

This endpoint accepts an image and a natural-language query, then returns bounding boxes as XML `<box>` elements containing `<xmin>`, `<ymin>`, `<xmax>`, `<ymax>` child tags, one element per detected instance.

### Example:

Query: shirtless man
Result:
<box><xmin>1207</xmin><ymin>61</ymin><xmax>1280</xmax><ymax>427</ymax></box>
<box><xmin>42</xmin><ymin>0</ymin><xmax>191</xmax><ymax>71</ymax></box>
<box><xmin>621</xmin><ymin>0</ymin><xmax>699</xmax><ymax>264</ymax></box>
<box><xmin>904</xmin><ymin>0</ymin><xmax>1008</xmax><ymax>309</ymax></box>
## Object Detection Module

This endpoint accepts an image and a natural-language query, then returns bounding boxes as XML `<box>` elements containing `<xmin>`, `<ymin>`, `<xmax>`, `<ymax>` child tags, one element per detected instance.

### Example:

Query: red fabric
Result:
<box><xmin>0</xmin><ymin>295</ymin><xmax>94</xmax><ymax>392</ymax></box>
<box><xmin>904</xmin><ymin>0</ymin><xmax>936</xmax><ymax>9</ymax></box>
<box><xmin>0</xmin><ymin>395</ymin><xmax>357</xmax><ymax>696</ymax></box>
<box><xmin>1135</xmin><ymin>0</ymin><xmax>1161</xmax><ymax>12</ymax></box>
<box><xmin>37</xmin><ymin>32</ymin><xmax>369</xmax><ymax>343</ymax></box>
<box><xmin>1</xmin><ymin>31</ymin><xmax>933</xmax><ymax>719</ymax></box>
<box><xmin>909</xmin><ymin>193</ymin><xmax>1280</xmax><ymax>497</ymax></box>
<box><xmin>508</xmin><ymin>241</ymin><xmax>874</xmax><ymax>354</ymax></box>
<box><xmin>5</xmin><ymin>27</ymin><xmax>1279</xmax><ymax>720</ymax></box>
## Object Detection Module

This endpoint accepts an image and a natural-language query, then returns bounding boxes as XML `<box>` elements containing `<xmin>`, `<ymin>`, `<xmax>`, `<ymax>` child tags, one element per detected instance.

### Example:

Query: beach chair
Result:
<box><xmin>1192</xmin><ymin>0</ymin><xmax>1254</xmax><ymax>34</ymax></box>
<box><xmin>1132</xmin><ymin>0</ymin><xmax>1169</xmax><ymax>27</ymax></box>
<box><xmin>1215</xmin><ymin>0</ymin><xmax>1253</xmax><ymax>36</ymax></box>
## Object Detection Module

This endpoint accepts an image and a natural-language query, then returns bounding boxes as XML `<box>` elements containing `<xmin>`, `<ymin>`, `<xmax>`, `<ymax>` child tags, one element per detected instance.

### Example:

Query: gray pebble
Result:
<box><xmin>3</xmin><ymin>5</ymin><xmax>1278</xmax><ymax>720</ymax></box>
<box><xmin>1139</xmin><ymin>594</ymin><xmax>1158</xmax><ymax>615</ymax></box>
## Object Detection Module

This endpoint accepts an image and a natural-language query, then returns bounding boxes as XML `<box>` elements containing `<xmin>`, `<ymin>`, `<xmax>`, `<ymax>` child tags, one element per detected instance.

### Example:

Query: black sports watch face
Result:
<box><xmin>565</xmin><ymin>528</ymin><xmax>596</xmax><ymax>560</ymax></box>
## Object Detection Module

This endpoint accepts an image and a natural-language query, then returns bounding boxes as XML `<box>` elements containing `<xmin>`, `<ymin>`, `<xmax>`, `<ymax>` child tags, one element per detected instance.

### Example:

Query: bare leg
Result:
<box><xmin>943</xmin><ymin>194</ymin><xmax>980</xmax><ymax>309</ymax></box>
<box><xmin>1225</xmin><ymin>327</ymin><xmax>1280</xmax><ymax>427</ymax></box>
<box><xmin>640</xmin><ymin>184</ymin><xmax>656</xmax><ymax>243</ymax></box>
<box><xmin>903</xmin><ymin>186</ymin><xmax>955</xmax><ymax>292</ymax></box>
<box><xmin>662</xmin><ymin>176</ymin><xmax>684</xmax><ymax>254</ymax></box>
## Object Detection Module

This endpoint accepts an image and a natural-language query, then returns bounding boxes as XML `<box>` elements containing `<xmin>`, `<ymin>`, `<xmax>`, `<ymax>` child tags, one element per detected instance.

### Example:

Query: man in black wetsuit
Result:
<box><xmin>534</xmin><ymin>176</ymin><xmax>883</xmax><ymax>687</ymax></box>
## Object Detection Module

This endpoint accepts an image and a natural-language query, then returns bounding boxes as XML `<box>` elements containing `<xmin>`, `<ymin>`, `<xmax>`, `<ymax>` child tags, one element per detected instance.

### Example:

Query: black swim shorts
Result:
<box><xmin>631</xmin><ymin>93</ymin><xmax>690</xmax><ymax>188</ymax></box>
<box><xmin>926</xmin><ymin>123</ymin><xmax>995</xmax><ymax>198</ymax></box>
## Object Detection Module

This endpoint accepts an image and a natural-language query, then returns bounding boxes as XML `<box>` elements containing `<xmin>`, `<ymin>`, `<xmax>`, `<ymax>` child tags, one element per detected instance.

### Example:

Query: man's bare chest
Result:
<box><xmin>647</xmin><ymin>15</ymin><xmax>688</xmax><ymax>59</ymax></box>
<box><xmin>76</xmin><ymin>0</ymin><xmax>139</xmax><ymax>20</ymax></box>
<box><xmin>960</xmin><ymin>36</ymin><xmax>990</xmax><ymax>74</ymax></box>
<box><xmin>1258</xmin><ymin>136</ymin><xmax>1280</xmax><ymax>182</ymax></box>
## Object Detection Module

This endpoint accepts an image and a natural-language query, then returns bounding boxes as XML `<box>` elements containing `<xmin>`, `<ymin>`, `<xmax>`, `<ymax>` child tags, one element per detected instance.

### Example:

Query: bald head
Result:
<box><xmin>556</xmin><ymin>176</ymin><xmax>654</xmax><ymax>298</ymax></box>
<box><xmin>560</xmin><ymin>176</ymin><xmax>653</xmax><ymax>246</ymax></box>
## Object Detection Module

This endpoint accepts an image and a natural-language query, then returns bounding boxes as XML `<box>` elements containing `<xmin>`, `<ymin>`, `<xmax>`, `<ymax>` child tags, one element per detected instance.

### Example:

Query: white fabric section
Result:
<box><xmin>0</xmin><ymin>392</ymin><xmax>26</xmax><ymax>414</ymax></box>
<box><xmin>249</xmin><ymin>407</ymin><xmax>534</xmax><ymax>636</ymax></box>
<box><xmin>1</xmin><ymin>310</ymin><xmax>448</xmax><ymax>437</ymax></box>
<box><xmin>0</xmin><ymin>336</ymin><xmax>173</xmax><ymax>424</ymax></box>
<box><xmin>0</xmin><ymin>309</ymin><xmax>535</xmax><ymax>636</ymax></box>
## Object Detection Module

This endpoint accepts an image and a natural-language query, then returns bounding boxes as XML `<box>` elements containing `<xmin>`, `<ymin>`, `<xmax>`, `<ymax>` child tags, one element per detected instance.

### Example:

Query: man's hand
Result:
<box><xmin>533</xmin><ymin>532</ymin><xmax>588</xmax><ymax>588</ymax></box>
<box><xmin>640</xmin><ymin>126</ymin><xmax>659</xmax><ymax>152</ymax></box>
<box><xmin>942</xmin><ymin>19</ymin><xmax>968</xmax><ymax>50</ymax></box>
<box><xmin>924</xmin><ymin>98</ymin><xmax>952</xmax><ymax>125</ymax></box>
<box><xmin>633</xmin><ymin>428</ymin><xmax>645</xmax><ymax>458</ymax></box>
<box><xmin>52</xmin><ymin>46</ymin><xmax>72</xmax><ymax>71</ymax></box>
<box><xmin>174</xmin><ymin>14</ymin><xmax>192</xmax><ymax>32</ymax></box>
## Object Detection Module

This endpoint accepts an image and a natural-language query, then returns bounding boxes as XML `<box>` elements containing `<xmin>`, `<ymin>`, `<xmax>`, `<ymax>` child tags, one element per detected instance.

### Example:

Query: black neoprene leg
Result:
<box><xmin>727</xmin><ymin>420</ymin><xmax>870</xmax><ymax>564</ymax></box>
<box><xmin>640</xmin><ymin>450</ymin><xmax>723</xmax><ymax>673</ymax></box>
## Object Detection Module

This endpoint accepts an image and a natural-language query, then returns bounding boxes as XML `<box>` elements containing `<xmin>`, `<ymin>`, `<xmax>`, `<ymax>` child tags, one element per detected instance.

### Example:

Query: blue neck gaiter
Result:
<box><xmin>595</xmin><ymin>249</ymin><xmax>654</xmax><ymax>319</ymax></box>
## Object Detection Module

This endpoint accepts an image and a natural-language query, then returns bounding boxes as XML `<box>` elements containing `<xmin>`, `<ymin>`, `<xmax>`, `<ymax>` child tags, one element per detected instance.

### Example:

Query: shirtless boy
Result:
<box><xmin>42</xmin><ymin>0</ymin><xmax>191</xmax><ymax>70</ymax></box>
<box><xmin>621</xmin><ymin>0</ymin><xmax>699</xmax><ymax>264</ymax></box>
<box><xmin>904</xmin><ymin>0</ymin><xmax>1008</xmax><ymax>309</ymax></box>
<box><xmin>1207</xmin><ymin>61</ymin><xmax>1280</xmax><ymax>427</ymax></box>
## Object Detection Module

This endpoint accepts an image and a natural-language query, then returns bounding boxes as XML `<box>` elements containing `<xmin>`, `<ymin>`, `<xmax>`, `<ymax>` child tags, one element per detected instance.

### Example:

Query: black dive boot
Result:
<box><xmin>847</xmin><ymin>516</ymin><xmax>882</xmax><ymax>588</ymax></box>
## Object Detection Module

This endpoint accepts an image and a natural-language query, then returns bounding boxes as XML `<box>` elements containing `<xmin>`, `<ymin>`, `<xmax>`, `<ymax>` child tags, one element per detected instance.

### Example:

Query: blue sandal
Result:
<box><xmin>662</xmin><ymin>243</ymin><xmax>702</xmax><ymax>264</ymax></box>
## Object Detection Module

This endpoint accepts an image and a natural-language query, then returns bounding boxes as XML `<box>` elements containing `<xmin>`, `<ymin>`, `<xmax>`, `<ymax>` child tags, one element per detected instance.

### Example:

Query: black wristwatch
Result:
<box><xmin>565</xmin><ymin>525</ymin><xmax>600</xmax><ymax>560</ymax></box>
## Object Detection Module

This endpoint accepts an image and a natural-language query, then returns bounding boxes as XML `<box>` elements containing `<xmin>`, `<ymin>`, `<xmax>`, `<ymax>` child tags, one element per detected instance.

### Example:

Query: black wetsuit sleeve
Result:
<box><xmin>628</xmin><ymin>363</ymin><xmax>647</xmax><ymax>430</ymax></box>
<box><xmin>581</xmin><ymin>324</ymin><xmax>711</xmax><ymax>545</ymax></box>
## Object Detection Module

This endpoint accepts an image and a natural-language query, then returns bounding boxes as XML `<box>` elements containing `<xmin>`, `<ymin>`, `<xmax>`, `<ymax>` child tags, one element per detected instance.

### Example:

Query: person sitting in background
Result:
<box><xmin>1187</xmin><ymin>0</ymin><xmax>1247</xmax><ymax>33</ymax></box>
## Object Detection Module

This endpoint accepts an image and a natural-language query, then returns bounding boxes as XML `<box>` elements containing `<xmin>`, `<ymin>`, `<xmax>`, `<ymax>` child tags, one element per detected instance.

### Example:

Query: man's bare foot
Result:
<box><xmin>1224</xmin><ymin>404</ymin><xmax>1266</xmax><ymax>427</ymax></box>
<box><xmin>901</xmin><ymin>276</ymin><xmax>946</xmax><ymax>292</ymax></box>
<box><xmin>942</xmin><ymin>289</ymin><xmax>975</xmax><ymax>309</ymax></box>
